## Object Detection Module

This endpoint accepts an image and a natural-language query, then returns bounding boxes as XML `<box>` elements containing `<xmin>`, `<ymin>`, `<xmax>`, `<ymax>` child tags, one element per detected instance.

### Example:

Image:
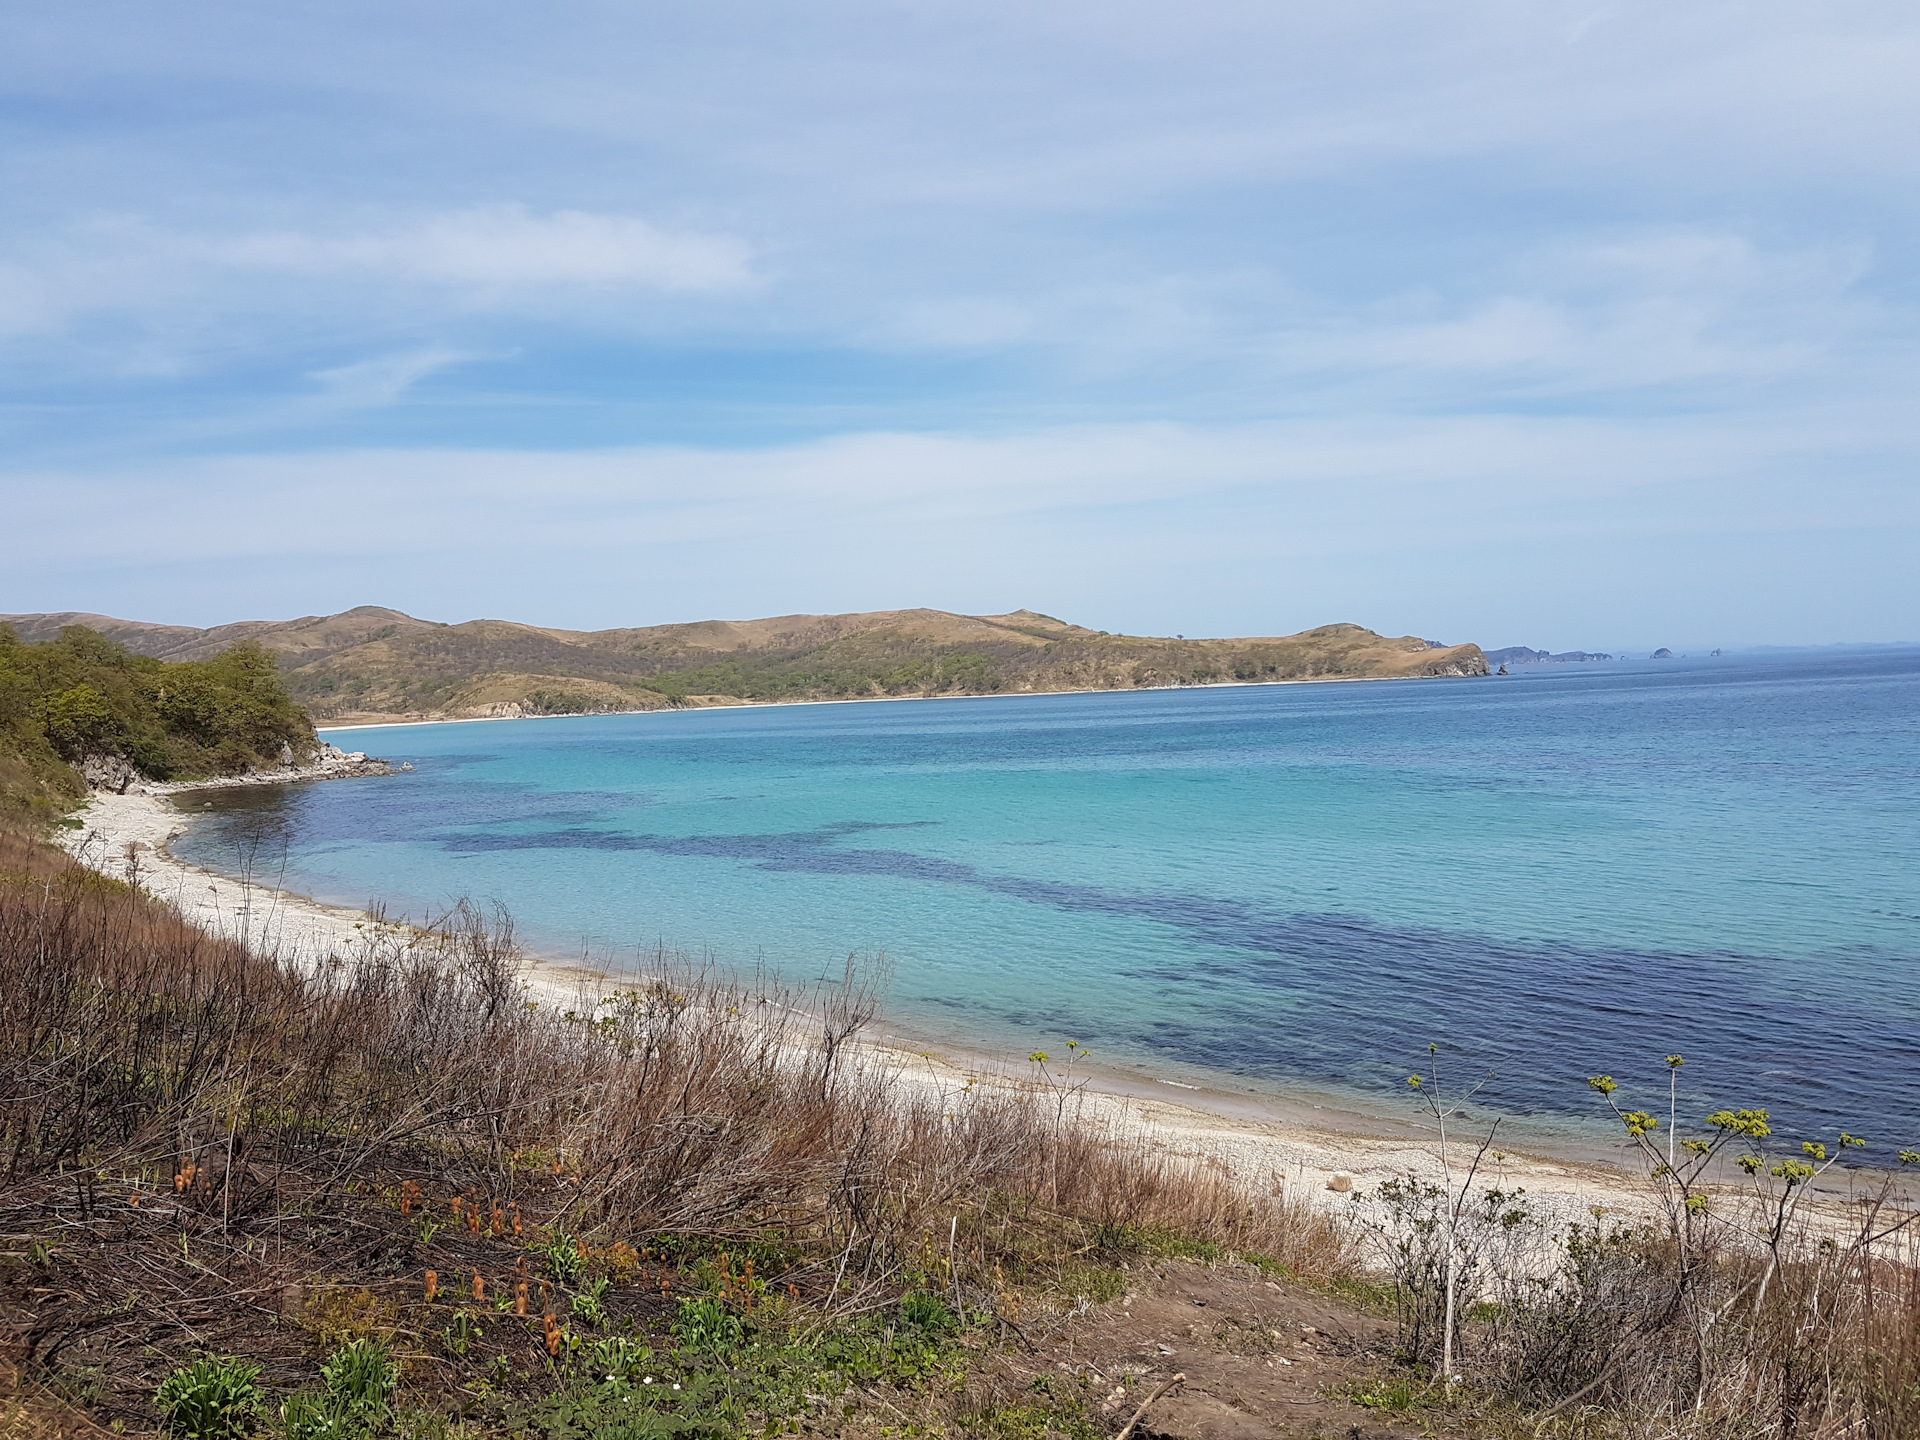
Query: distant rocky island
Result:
<box><xmin>3</xmin><ymin>606</ymin><xmax>1490</xmax><ymax>725</ymax></box>
<box><xmin>1485</xmin><ymin>645</ymin><xmax>1615</xmax><ymax>666</ymax></box>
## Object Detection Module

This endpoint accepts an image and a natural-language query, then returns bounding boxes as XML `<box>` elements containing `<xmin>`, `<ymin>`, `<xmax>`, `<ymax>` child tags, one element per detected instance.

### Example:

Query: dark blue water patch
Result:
<box><xmin>179</xmin><ymin>649</ymin><xmax>1920</xmax><ymax>1162</ymax></box>
<box><xmin>433</xmin><ymin>820</ymin><xmax>1920</xmax><ymax>1153</ymax></box>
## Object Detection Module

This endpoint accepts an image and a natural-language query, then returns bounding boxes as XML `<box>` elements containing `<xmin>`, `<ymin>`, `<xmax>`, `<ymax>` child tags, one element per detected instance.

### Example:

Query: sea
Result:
<box><xmin>173</xmin><ymin>647</ymin><xmax>1920</xmax><ymax>1157</ymax></box>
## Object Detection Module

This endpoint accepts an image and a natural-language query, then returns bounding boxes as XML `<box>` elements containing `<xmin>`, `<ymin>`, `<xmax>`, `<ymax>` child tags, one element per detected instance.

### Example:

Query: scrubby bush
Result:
<box><xmin>1365</xmin><ymin>1059</ymin><xmax>1920</xmax><ymax>1436</ymax></box>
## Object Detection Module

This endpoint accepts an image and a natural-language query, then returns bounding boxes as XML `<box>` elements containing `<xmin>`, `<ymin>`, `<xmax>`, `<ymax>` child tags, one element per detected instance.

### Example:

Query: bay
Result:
<box><xmin>175</xmin><ymin>647</ymin><xmax>1920</xmax><ymax>1154</ymax></box>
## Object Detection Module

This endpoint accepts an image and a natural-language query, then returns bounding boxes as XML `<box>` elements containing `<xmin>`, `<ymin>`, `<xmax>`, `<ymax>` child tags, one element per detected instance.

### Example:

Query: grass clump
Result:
<box><xmin>283</xmin><ymin>1340</ymin><xmax>400</xmax><ymax>1440</ymax></box>
<box><xmin>155</xmin><ymin>1358</ymin><xmax>263</xmax><ymax>1440</ymax></box>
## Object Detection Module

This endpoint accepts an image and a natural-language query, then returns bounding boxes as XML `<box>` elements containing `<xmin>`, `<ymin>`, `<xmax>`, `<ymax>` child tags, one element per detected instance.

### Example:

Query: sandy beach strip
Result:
<box><xmin>60</xmin><ymin>785</ymin><xmax>1658</xmax><ymax>1233</ymax></box>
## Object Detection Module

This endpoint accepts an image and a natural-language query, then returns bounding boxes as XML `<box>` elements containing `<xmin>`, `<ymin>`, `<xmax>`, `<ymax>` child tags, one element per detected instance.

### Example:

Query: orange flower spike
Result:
<box><xmin>472</xmin><ymin>1270</ymin><xmax>485</xmax><ymax>1301</ymax></box>
<box><xmin>511</xmin><ymin>1203</ymin><xmax>523</xmax><ymax>1239</ymax></box>
<box><xmin>451</xmin><ymin>1196</ymin><xmax>463</xmax><ymax>1220</ymax></box>
<box><xmin>576</xmin><ymin>1236</ymin><xmax>589</xmax><ymax>1263</ymax></box>
<box><xmin>129</xmin><ymin>1191</ymin><xmax>141</xmax><ymax>1208</ymax></box>
<box><xmin>425</xmin><ymin>1269</ymin><xmax>439</xmax><ymax>1301</ymax></box>
<box><xmin>544</xmin><ymin>1316</ymin><xmax>562</xmax><ymax>1357</ymax></box>
<box><xmin>515</xmin><ymin>1281</ymin><xmax>529</xmax><ymax>1317</ymax></box>
<box><xmin>468</xmin><ymin>1209</ymin><xmax>481</xmax><ymax>1234</ymax></box>
<box><xmin>540</xmin><ymin>1278</ymin><xmax>553</xmax><ymax>1310</ymax></box>
<box><xmin>492</xmin><ymin>1205</ymin><xmax>505</xmax><ymax>1237</ymax></box>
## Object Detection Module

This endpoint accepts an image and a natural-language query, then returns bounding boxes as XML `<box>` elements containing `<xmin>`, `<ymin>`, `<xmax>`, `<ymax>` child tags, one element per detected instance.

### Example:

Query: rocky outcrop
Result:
<box><xmin>80</xmin><ymin>753</ymin><xmax>140</xmax><ymax>794</ymax></box>
<box><xmin>124</xmin><ymin>741</ymin><xmax>395</xmax><ymax>795</ymax></box>
<box><xmin>1422</xmin><ymin>658</ymin><xmax>1490</xmax><ymax>678</ymax></box>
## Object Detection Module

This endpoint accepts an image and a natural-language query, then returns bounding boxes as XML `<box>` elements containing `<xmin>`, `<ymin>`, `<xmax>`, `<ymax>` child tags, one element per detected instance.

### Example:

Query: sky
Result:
<box><xmin>2</xmin><ymin>2</ymin><xmax>1917</xmax><ymax>651</ymax></box>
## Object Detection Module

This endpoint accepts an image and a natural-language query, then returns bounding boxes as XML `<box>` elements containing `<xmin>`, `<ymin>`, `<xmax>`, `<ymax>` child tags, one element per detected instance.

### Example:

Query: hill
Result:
<box><xmin>2</xmin><ymin>606</ymin><xmax>1490</xmax><ymax>724</ymax></box>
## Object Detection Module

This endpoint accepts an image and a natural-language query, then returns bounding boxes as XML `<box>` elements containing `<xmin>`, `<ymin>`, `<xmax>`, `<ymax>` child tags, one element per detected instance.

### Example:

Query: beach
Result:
<box><xmin>63</xmin><ymin>783</ymin><xmax>1661</xmax><ymax>1236</ymax></box>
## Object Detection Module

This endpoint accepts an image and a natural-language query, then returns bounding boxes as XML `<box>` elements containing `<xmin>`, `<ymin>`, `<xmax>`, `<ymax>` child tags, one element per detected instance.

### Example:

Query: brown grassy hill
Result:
<box><xmin>2</xmin><ymin>606</ymin><xmax>1489</xmax><ymax>723</ymax></box>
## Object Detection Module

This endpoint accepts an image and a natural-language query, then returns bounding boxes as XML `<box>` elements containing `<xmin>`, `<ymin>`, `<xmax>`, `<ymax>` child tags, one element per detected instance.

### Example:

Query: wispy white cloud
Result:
<box><xmin>214</xmin><ymin>206</ymin><xmax>753</xmax><ymax>291</ymax></box>
<box><xmin>1262</xmin><ymin>231</ymin><xmax>1872</xmax><ymax>392</ymax></box>
<box><xmin>0</xmin><ymin>207</ymin><xmax>753</xmax><ymax>352</ymax></box>
<box><xmin>308</xmin><ymin>347</ymin><xmax>481</xmax><ymax>406</ymax></box>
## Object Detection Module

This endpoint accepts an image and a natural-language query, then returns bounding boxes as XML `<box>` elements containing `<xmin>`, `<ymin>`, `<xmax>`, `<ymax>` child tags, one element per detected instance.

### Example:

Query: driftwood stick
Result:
<box><xmin>1116</xmin><ymin>1372</ymin><xmax>1186</xmax><ymax>1440</ymax></box>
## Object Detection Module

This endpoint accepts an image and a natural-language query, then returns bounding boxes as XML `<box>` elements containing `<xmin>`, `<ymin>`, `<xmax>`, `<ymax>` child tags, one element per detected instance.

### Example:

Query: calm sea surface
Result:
<box><xmin>176</xmin><ymin>649</ymin><xmax>1920</xmax><ymax>1153</ymax></box>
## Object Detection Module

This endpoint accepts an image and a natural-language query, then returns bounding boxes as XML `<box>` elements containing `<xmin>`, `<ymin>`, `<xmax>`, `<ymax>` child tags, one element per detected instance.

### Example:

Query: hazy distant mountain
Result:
<box><xmin>1485</xmin><ymin>645</ymin><xmax>1614</xmax><ymax>665</ymax></box>
<box><xmin>3</xmin><ymin>606</ymin><xmax>1490</xmax><ymax>724</ymax></box>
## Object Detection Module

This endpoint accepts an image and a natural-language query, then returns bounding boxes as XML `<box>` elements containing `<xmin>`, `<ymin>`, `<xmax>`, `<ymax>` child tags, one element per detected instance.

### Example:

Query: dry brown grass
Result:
<box><xmin>18</xmin><ymin>820</ymin><xmax>1910</xmax><ymax>1438</ymax></box>
<box><xmin>0</xmin><ymin>824</ymin><xmax>1346</xmax><ymax>1429</ymax></box>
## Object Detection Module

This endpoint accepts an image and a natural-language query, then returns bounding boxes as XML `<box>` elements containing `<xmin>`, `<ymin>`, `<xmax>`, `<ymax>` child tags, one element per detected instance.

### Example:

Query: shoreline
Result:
<box><xmin>312</xmin><ymin>665</ymin><xmax>1488</xmax><ymax>733</ymax></box>
<box><xmin>60</xmin><ymin>782</ymin><xmax>1667</xmax><ymax>1235</ymax></box>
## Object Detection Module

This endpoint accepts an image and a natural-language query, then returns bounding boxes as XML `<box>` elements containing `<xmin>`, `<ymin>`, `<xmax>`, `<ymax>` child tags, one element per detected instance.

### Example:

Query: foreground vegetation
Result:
<box><xmin>0</xmin><ymin>828</ymin><xmax>1355</xmax><ymax>1440</ymax></box>
<box><xmin>3</xmin><ymin>823</ymin><xmax>1916</xmax><ymax>1438</ymax></box>
<box><xmin>0</xmin><ymin>624</ymin><xmax>315</xmax><ymax>820</ymax></box>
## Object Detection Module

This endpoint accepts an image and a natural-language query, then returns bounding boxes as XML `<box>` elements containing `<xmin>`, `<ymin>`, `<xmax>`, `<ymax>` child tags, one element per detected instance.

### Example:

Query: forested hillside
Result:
<box><xmin>0</xmin><ymin>624</ymin><xmax>316</xmax><ymax>819</ymax></box>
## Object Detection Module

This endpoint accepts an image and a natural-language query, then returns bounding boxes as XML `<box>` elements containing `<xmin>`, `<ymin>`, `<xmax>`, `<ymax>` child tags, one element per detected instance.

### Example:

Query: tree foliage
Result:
<box><xmin>0</xmin><ymin>623</ymin><xmax>316</xmax><ymax>819</ymax></box>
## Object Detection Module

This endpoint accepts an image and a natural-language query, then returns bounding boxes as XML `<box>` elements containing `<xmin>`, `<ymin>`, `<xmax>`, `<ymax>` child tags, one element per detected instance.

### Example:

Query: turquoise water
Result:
<box><xmin>177</xmin><ymin>649</ymin><xmax>1920</xmax><ymax>1152</ymax></box>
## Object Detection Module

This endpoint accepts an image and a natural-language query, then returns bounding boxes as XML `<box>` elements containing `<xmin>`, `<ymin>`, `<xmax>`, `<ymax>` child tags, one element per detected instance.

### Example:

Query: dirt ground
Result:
<box><xmin>982</xmin><ymin>1259</ymin><xmax>1429</xmax><ymax>1440</ymax></box>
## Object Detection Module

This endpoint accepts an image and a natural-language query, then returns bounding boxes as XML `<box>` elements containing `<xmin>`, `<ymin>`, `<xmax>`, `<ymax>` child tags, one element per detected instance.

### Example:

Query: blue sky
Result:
<box><xmin>2</xmin><ymin>2</ymin><xmax>1916</xmax><ymax>649</ymax></box>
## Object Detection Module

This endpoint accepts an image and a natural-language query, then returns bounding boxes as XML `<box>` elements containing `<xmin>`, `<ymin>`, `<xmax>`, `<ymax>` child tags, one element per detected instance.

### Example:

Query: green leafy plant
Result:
<box><xmin>671</xmin><ymin>1295</ymin><xmax>743</xmax><ymax>1354</ymax></box>
<box><xmin>442</xmin><ymin>1310</ymin><xmax>482</xmax><ymax>1358</ymax></box>
<box><xmin>286</xmin><ymin>1338</ymin><xmax>400</xmax><ymax>1440</ymax></box>
<box><xmin>155</xmin><ymin>1357</ymin><xmax>263</xmax><ymax>1440</ymax></box>
<box><xmin>583</xmin><ymin>1336</ymin><xmax>656</xmax><ymax>1386</ymax></box>
<box><xmin>323</xmin><ymin>1338</ymin><xmax>398</xmax><ymax>1418</ymax></box>
<box><xmin>570</xmin><ymin>1275</ymin><xmax>611</xmax><ymax>1328</ymax></box>
<box><xmin>283</xmin><ymin>1392</ymin><xmax>350</xmax><ymax>1440</ymax></box>
<box><xmin>899</xmin><ymin>1291</ymin><xmax>957</xmax><ymax>1334</ymax></box>
<box><xmin>543</xmin><ymin>1231</ymin><xmax>585</xmax><ymax>1286</ymax></box>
